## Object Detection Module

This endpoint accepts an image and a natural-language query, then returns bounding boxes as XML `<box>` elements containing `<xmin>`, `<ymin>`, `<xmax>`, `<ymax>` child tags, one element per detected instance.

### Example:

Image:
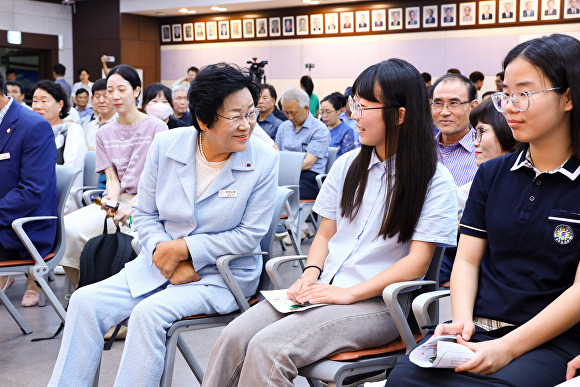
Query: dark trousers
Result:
<box><xmin>386</xmin><ymin>327</ymin><xmax>580</xmax><ymax>387</ymax></box>
<box><xmin>299</xmin><ymin>170</ymin><xmax>320</xmax><ymax>200</ymax></box>
<box><xmin>0</xmin><ymin>241</ymin><xmax>21</xmax><ymax>261</ymax></box>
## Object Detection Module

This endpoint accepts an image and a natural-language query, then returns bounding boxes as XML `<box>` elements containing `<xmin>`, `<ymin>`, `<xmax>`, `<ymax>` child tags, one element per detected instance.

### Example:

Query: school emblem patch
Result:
<box><xmin>554</xmin><ymin>224</ymin><xmax>574</xmax><ymax>245</ymax></box>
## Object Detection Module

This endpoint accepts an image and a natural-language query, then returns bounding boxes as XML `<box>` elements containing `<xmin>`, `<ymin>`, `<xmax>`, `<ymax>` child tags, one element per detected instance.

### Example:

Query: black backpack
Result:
<box><xmin>79</xmin><ymin>218</ymin><xmax>137</xmax><ymax>288</ymax></box>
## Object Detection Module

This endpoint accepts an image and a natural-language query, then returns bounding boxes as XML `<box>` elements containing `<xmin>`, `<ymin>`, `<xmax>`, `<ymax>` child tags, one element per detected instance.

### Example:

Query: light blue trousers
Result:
<box><xmin>49</xmin><ymin>269</ymin><xmax>235</xmax><ymax>387</ymax></box>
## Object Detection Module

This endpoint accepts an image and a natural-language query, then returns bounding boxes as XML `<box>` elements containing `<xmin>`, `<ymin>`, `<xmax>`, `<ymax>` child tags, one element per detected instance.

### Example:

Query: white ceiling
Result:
<box><xmin>120</xmin><ymin>0</ymin><xmax>363</xmax><ymax>17</ymax></box>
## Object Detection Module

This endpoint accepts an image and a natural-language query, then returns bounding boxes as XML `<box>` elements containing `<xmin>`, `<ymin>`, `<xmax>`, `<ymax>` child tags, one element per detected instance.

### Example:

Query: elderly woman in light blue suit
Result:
<box><xmin>50</xmin><ymin>63</ymin><xmax>279</xmax><ymax>386</ymax></box>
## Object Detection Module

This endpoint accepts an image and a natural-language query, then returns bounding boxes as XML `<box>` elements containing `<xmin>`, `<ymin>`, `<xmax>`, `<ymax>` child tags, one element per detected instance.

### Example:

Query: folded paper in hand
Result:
<box><xmin>410</xmin><ymin>335</ymin><xmax>475</xmax><ymax>368</ymax></box>
<box><xmin>261</xmin><ymin>289</ymin><xmax>327</xmax><ymax>313</ymax></box>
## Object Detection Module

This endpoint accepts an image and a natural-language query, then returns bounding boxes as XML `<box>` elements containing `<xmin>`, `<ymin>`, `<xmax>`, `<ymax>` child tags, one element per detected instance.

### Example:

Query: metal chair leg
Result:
<box><xmin>33</xmin><ymin>267</ymin><xmax>66</xmax><ymax>323</ymax></box>
<box><xmin>0</xmin><ymin>289</ymin><xmax>32</xmax><ymax>334</ymax></box>
<box><xmin>177</xmin><ymin>335</ymin><xmax>205</xmax><ymax>383</ymax></box>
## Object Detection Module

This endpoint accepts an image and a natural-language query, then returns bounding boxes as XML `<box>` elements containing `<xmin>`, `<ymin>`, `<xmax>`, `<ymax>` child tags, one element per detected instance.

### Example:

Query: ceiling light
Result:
<box><xmin>303</xmin><ymin>0</ymin><xmax>320</xmax><ymax>4</ymax></box>
<box><xmin>211</xmin><ymin>6</ymin><xmax>228</xmax><ymax>11</ymax></box>
<box><xmin>178</xmin><ymin>8</ymin><xmax>188</xmax><ymax>13</ymax></box>
<box><xmin>187</xmin><ymin>10</ymin><xmax>196</xmax><ymax>14</ymax></box>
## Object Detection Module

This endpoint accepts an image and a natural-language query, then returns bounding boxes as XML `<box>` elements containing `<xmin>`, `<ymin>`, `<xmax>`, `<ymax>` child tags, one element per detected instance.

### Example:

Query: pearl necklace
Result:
<box><xmin>198</xmin><ymin>133</ymin><xmax>228</xmax><ymax>168</ymax></box>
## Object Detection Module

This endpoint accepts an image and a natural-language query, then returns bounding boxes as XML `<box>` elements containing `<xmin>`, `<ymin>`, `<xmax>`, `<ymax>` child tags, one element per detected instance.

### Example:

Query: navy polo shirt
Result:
<box><xmin>459</xmin><ymin>151</ymin><xmax>580</xmax><ymax>340</ymax></box>
<box><xmin>258</xmin><ymin>111</ymin><xmax>283</xmax><ymax>140</ymax></box>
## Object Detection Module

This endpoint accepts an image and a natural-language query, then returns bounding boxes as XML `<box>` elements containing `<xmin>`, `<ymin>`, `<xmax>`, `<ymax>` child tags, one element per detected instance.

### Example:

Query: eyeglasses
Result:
<box><xmin>317</xmin><ymin>109</ymin><xmax>336</xmax><ymax>116</ymax></box>
<box><xmin>216</xmin><ymin>108</ymin><xmax>260</xmax><ymax>126</ymax></box>
<box><xmin>348</xmin><ymin>95</ymin><xmax>385</xmax><ymax>118</ymax></box>
<box><xmin>430</xmin><ymin>100</ymin><xmax>470</xmax><ymax>111</ymax></box>
<box><xmin>472</xmin><ymin>126</ymin><xmax>486</xmax><ymax>142</ymax></box>
<box><xmin>491</xmin><ymin>88</ymin><xmax>562</xmax><ymax>112</ymax></box>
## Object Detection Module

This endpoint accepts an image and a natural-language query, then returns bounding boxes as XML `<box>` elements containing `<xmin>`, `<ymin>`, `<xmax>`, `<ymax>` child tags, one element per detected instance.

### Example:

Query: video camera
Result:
<box><xmin>247</xmin><ymin>58</ymin><xmax>268</xmax><ymax>83</ymax></box>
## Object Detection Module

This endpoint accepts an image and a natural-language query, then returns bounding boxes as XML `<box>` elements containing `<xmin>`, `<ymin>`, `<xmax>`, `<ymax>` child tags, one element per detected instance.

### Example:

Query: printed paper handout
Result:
<box><xmin>410</xmin><ymin>335</ymin><xmax>475</xmax><ymax>368</ymax></box>
<box><xmin>261</xmin><ymin>289</ymin><xmax>327</xmax><ymax>313</ymax></box>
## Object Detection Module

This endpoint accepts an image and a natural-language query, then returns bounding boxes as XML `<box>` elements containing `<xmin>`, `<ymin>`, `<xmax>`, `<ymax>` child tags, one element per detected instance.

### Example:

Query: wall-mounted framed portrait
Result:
<box><xmin>311</xmin><ymin>14</ymin><xmax>323</xmax><ymax>34</ymax></box>
<box><xmin>326</xmin><ymin>13</ymin><xmax>339</xmax><ymax>33</ymax></box>
<box><xmin>256</xmin><ymin>18</ymin><xmax>268</xmax><ymax>37</ymax></box>
<box><xmin>231</xmin><ymin>20</ymin><xmax>242</xmax><ymax>39</ymax></box>
<box><xmin>172</xmin><ymin>24</ymin><xmax>182</xmax><ymax>42</ymax></box>
<box><xmin>218</xmin><ymin>20</ymin><xmax>229</xmax><ymax>39</ymax></box>
<box><xmin>499</xmin><ymin>0</ymin><xmax>517</xmax><ymax>23</ymax></box>
<box><xmin>207</xmin><ymin>21</ymin><xmax>218</xmax><ymax>40</ymax></box>
<box><xmin>541</xmin><ymin>0</ymin><xmax>560</xmax><ymax>20</ymax></box>
<box><xmin>564</xmin><ymin>0</ymin><xmax>580</xmax><ymax>18</ymax></box>
<box><xmin>520</xmin><ymin>0</ymin><xmax>538</xmax><ymax>21</ymax></box>
<box><xmin>389</xmin><ymin>8</ymin><xmax>403</xmax><ymax>30</ymax></box>
<box><xmin>269</xmin><ymin>17</ymin><xmax>281</xmax><ymax>37</ymax></box>
<box><xmin>479</xmin><ymin>1</ymin><xmax>496</xmax><ymax>24</ymax></box>
<box><xmin>356</xmin><ymin>10</ymin><xmax>370</xmax><ymax>32</ymax></box>
<box><xmin>372</xmin><ymin>9</ymin><xmax>386</xmax><ymax>31</ymax></box>
<box><xmin>282</xmin><ymin>16</ymin><xmax>294</xmax><ymax>36</ymax></box>
<box><xmin>194</xmin><ymin>22</ymin><xmax>205</xmax><ymax>41</ymax></box>
<box><xmin>243</xmin><ymin>19</ymin><xmax>254</xmax><ymax>38</ymax></box>
<box><xmin>441</xmin><ymin>4</ymin><xmax>457</xmax><ymax>26</ymax></box>
<box><xmin>423</xmin><ymin>5</ymin><xmax>438</xmax><ymax>27</ymax></box>
<box><xmin>183</xmin><ymin>23</ymin><xmax>194</xmax><ymax>41</ymax></box>
<box><xmin>161</xmin><ymin>24</ymin><xmax>171</xmax><ymax>42</ymax></box>
<box><xmin>340</xmin><ymin>12</ymin><xmax>354</xmax><ymax>33</ymax></box>
<box><xmin>459</xmin><ymin>2</ymin><xmax>476</xmax><ymax>25</ymax></box>
<box><xmin>405</xmin><ymin>7</ymin><xmax>420</xmax><ymax>29</ymax></box>
<box><xmin>297</xmin><ymin>15</ymin><xmax>309</xmax><ymax>35</ymax></box>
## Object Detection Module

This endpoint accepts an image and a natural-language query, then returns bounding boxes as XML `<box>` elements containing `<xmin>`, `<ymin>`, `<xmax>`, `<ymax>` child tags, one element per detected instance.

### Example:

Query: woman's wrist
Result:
<box><xmin>301</xmin><ymin>266</ymin><xmax>321</xmax><ymax>281</ymax></box>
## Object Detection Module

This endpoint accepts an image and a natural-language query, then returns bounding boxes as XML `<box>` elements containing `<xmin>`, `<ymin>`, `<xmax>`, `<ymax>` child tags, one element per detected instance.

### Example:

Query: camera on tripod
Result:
<box><xmin>247</xmin><ymin>58</ymin><xmax>268</xmax><ymax>83</ymax></box>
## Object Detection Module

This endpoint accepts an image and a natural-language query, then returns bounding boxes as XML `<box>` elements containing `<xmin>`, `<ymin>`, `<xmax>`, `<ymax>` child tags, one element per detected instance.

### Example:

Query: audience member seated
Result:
<box><xmin>0</xmin><ymin>73</ymin><xmax>58</xmax><ymax>308</ymax></box>
<box><xmin>49</xmin><ymin>62</ymin><xmax>279</xmax><ymax>387</ymax></box>
<box><xmin>172</xmin><ymin>85</ymin><xmax>190</xmax><ymax>125</ymax></box>
<box><xmin>142</xmin><ymin>83</ymin><xmax>188</xmax><ymax>129</ymax></box>
<box><xmin>300</xmin><ymin>75</ymin><xmax>320</xmax><ymax>118</ymax></box>
<box><xmin>32</xmin><ymin>80</ymin><xmax>86</xmax><ymax>215</ymax></box>
<box><xmin>257</xmin><ymin>83</ymin><xmax>283</xmax><ymax>140</ymax></box>
<box><xmin>469</xmin><ymin>71</ymin><xmax>485</xmax><ymax>91</ymax></box>
<box><xmin>276</xmin><ymin>87</ymin><xmax>330</xmax><ymax>199</ymax></box>
<box><xmin>71</xmin><ymin>68</ymin><xmax>93</xmax><ymax>107</ymax></box>
<box><xmin>432</xmin><ymin>73</ymin><xmax>479</xmax><ymax>186</ymax></box>
<box><xmin>172</xmin><ymin>65</ymin><xmax>198</xmax><ymax>89</ymax></box>
<box><xmin>439</xmin><ymin>99</ymin><xmax>518</xmax><ymax>286</ymax></box>
<box><xmin>387</xmin><ymin>33</ymin><xmax>580</xmax><ymax>387</ymax></box>
<box><xmin>74</xmin><ymin>89</ymin><xmax>93</xmax><ymax>120</ymax></box>
<box><xmin>58</xmin><ymin>65</ymin><xmax>167</xmax><ymax>289</ymax></box>
<box><xmin>320</xmin><ymin>92</ymin><xmax>355</xmax><ymax>157</ymax></box>
<box><xmin>4</xmin><ymin>81</ymin><xmax>31</xmax><ymax>110</ymax></box>
<box><xmin>339</xmin><ymin>86</ymin><xmax>360</xmax><ymax>147</ymax></box>
<box><xmin>84</xmin><ymin>78</ymin><xmax>117</xmax><ymax>151</ymax></box>
<box><xmin>202</xmin><ymin>59</ymin><xmax>457</xmax><ymax>387</ymax></box>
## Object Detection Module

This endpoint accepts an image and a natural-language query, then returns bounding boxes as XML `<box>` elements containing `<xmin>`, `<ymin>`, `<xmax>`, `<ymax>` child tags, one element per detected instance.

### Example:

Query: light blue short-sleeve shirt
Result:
<box><xmin>275</xmin><ymin>112</ymin><xmax>330</xmax><ymax>174</ymax></box>
<box><xmin>313</xmin><ymin>149</ymin><xmax>458</xmax><ymax>288</ymax></box>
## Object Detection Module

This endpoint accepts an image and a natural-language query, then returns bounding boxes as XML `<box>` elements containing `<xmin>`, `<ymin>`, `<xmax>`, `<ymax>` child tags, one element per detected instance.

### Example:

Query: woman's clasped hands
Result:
<box><xmin>287</xmin><ymin>277</ymin><xmax>355</xmax><ymax>305</ymax></box>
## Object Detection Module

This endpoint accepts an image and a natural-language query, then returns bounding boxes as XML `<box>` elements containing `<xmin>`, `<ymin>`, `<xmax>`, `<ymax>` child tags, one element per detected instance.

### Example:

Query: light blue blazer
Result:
<box><xmin>125</xmin><ymin>127</ymin><xmax>279</xmax><ymax>304</ymax></box>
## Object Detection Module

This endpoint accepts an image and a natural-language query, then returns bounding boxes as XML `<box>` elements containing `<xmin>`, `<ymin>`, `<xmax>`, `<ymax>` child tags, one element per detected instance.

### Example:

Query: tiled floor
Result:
<box><xmin>0</xmin><ymin>234</ymin><xmax>451</xmax><ymax>386</ymax></box>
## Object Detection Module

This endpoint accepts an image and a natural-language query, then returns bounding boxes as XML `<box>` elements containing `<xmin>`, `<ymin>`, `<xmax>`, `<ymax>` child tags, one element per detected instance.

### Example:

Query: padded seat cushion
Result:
<box><xmin>327</xmin><ymin>332</ymin><xmax>423</xmax><ymax>361</ymax></box>
<box><xmin>0</xmin><ymin>253</ymin><xmax>55</xmax><ymax>268</ymax></box>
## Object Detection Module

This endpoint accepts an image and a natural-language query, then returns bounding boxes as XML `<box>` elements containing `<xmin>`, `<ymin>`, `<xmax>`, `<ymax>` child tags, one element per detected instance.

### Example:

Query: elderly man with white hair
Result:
<box><xmin>276</xmin><ymin>87</ymin><xmax>330</xmax><ymax>199</ymax></box>
<box><xmin>172</xmin><ymin>85</ymin><xmax>190</xmax><ymax>125</ymax></box>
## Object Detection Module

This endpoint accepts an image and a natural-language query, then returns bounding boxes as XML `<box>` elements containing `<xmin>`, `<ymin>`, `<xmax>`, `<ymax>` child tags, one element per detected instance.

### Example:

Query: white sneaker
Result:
<box><xmin>54</xmin><ymin>266</ymin><xmax>65</xmax><ymax>275</ymax></box>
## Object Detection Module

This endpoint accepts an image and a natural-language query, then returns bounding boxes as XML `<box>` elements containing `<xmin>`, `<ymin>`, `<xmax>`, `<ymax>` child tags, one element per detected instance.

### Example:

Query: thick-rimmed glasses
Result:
<box><xmin>318</xmin><ymin>109</ymin><xmax>336</xmax><ymax>116</ymax></box>
<box><xmin>430</xmin><ymin>100</ymin><xmax>470</xmax><ymax>111</ymax></box>
<box><xmin>472</xmin><ymin>126</ymin><xmax>487</xmax><ymax>142</ymax></box>
<box><xmin>491</xmin><ymin>87</ymin><xmax>562</xmax><ymax>112</ymax></box>
<box><xmin>348</xmin><ymin>95</ymin><xmax>385</xmax><ymax>119</ymax></box>
<box><xmin>216</xmin><ymin>108</ymin><xmax>260</xmax><ymax>126</ymax></box>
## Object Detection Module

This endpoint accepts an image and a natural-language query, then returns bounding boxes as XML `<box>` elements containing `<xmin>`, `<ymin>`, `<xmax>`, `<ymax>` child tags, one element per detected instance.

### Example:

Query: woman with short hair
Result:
<box><xmin>142</xmin><ymin>83</ymin><xmax>188</xmax><ymax>129</ymax></box>
<box><xmin>320</xmin><ymin>92</ymin><xmax>356</xmax><ymax>157</ymax></box>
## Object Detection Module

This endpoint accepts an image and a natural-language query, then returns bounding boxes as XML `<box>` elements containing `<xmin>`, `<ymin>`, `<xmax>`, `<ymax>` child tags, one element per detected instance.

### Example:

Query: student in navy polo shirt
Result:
<box><xmin>387</xmin><ymin>33</ymin><xmax>580</xmax><ymax>386</ymax></box>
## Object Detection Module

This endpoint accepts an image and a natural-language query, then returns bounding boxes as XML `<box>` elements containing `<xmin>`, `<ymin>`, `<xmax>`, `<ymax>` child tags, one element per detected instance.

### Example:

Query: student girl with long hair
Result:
<box><xmin>388</xmin><ymin>33</ymin><xmax>580</xmax><ymax>387</ymax></box>
<box><xmin>202</xmin><ymin>58</ymin><xmax>458</xmax><ymax>386</ymax></box>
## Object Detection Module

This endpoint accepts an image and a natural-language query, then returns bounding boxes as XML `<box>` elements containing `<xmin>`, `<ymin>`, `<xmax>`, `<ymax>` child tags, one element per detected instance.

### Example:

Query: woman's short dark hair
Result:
<box><xmin>77</xmin><ymin>67</ymin><xmax>90</xmax><ymax>76</ymax></box>
<box><xmin>142</xmin><ymin>83</ymin><xmax>173</xmax><ymax>107</ymax></box>
<box><xmin>188</xmin><ymin>63</ymin><xmax>260</xmax><ymax>131</ymax></box>
<box><xmin>321</xmin><ymin>92</ymin><xmax>347</xmax><ymax>111</ymax></box>
<box><xmin>502</xmin><ymin>34</ymin><xmax>580</xmax><ymax>156</ymax></box>
<box><xmin>107</xmin><ymin>65</ymin><xmax>142</xmax><ymax>97</ymax></box>
<box><xmin>342</xmin><ymin>59</ymin><xmax>438</xmax><ymax>243</ymax></box>
<box><xmin>300</xmin><ymin>75</ymin><xmax>314</xmax><ymax>96</ymax></box>
<box><xmin>469</xmin><ymin>99</ymin><xmax>518</xmax><ymax>153</ymax></box>
<box><xmin>33</xmin><ymin>80</ymin><xmax>70</xmax><ymax>119</ymax></box>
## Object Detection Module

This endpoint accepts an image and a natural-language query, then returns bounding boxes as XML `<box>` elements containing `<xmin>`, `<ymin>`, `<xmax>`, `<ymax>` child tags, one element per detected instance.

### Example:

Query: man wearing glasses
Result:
<box><xmin>431</xmin><ymin>73</ymin><xmax>479</xmax><ymax>186</ymax></box>
<box><xmin>275</xmin><ymin>87</ymin><xmax>330</xmax><ymax>199</ymax></box>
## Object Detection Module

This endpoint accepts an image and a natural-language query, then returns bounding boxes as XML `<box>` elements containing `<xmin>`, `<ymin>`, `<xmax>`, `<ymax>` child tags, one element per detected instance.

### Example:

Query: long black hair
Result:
<box><xmin>340</xmin><ymin>59</ymin><xmax>438</xmax><ymax>243</ymax></box>
<box><xmin>502</xmin><ymin>34</ymin><xmax>580</xmax><ymax>156</ymax></box>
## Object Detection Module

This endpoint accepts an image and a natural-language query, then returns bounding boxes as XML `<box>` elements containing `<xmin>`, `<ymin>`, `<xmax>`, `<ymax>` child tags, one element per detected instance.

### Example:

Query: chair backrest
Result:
<box><xmin>278</xmin><ymin>151</ymin><xmax>306</xmax><ymax>187</ymax></box>
<box><xmin>259</xmin><ymin>186</ymin><xmax>293</xmax><ymax>291</ymax></box>
<box><xmin>51</xmin><ymin>166</ymin><xmax>81</xmax><ymax>266</ymax></box>
<box><xmin>84</xmin><ymin>151</ymin><xmax>98</xmax><ymax>187</ymax></box>
<box><xmin>326</xmin><ymin>147</ymin><xmax>339</xmax><ymax>173</ymax></box>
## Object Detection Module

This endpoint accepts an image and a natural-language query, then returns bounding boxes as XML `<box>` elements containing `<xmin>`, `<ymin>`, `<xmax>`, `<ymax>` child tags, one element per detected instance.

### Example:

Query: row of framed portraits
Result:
<box><xmin>161</xmin><ymin>0</ymin><xmax>580</xmax><ymax>43</ymax></box>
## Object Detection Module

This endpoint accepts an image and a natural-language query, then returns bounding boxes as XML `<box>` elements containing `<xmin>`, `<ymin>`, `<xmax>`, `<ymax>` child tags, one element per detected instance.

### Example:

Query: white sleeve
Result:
<box><xmin>63</xmin><ymin>124</ymin><xmax>87</xmax><ymax>213</ymax></box>
<box><xmin>252</xmin><ymin>123</ymin><xmax>275</xmax><ymax>147</ymax></box>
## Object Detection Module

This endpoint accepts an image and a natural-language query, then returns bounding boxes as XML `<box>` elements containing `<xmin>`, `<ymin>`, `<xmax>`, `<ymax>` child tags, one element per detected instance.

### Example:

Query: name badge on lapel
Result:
<box><xmin>0</xmin><ymin>152</ymin><xmax>10</xmax><ymax>161</ymax></box>
<box><xmin>219</xmin><ymin>190</ymin><xmax>237</xmax><ymax>198</ymax></box>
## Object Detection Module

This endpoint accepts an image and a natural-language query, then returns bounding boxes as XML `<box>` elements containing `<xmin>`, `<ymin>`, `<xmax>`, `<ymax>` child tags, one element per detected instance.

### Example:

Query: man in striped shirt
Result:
<box><xmin>431</xmin><ymin>73</ymin><xmax>479</xmax><ymax>186</ymax></box>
